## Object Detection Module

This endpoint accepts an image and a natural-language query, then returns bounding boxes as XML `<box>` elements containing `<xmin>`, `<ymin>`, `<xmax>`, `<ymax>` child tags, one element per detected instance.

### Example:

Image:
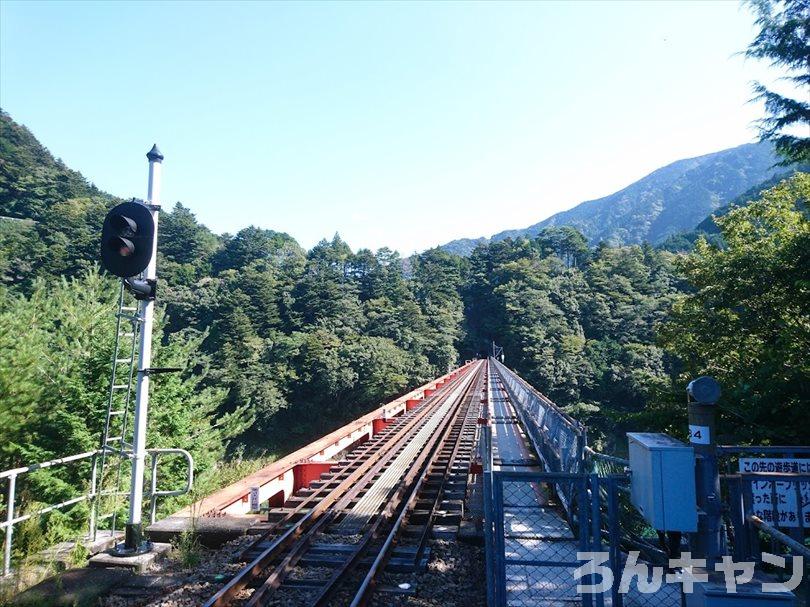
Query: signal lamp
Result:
<box><xmin>100</xmin><ymin>200</ymin><xmax>155</xmax><ymax>278</ymax></box>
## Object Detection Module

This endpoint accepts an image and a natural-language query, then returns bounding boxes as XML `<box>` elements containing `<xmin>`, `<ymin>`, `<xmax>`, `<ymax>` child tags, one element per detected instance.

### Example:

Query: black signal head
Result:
<box><xmin>101</xmin><ymin>201</ymin><xmax>155</xmax><ymax>277</ymax></box>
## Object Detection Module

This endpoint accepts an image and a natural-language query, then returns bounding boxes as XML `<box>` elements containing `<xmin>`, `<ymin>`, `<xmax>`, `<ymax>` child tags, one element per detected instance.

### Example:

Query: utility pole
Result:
<box><xmin>122</xmin><ymin>145</ymin><xmax>163</xmax><ymax>553</ymax></box>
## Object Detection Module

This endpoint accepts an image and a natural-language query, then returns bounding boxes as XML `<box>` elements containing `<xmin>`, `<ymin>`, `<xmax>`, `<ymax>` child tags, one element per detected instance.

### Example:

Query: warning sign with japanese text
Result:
<box><xmin>739</xmin><ymin>458</ymin><xmax>810</xmax><ymax>528</ymax></box>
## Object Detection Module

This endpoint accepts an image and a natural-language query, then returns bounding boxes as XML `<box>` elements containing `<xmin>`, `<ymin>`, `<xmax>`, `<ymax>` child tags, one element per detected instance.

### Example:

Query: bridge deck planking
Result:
<box><xmin>337</xmin><ymin>363</ymin><xmax>481</xmax><ymax>534</ymax></box>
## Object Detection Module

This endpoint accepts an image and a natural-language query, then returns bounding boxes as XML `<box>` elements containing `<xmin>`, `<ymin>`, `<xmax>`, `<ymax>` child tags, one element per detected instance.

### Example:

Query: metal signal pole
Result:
<box><xmin>123</xmin><ymin>144</ymin><xmax>163</xmax><ymax>552</ymax></box>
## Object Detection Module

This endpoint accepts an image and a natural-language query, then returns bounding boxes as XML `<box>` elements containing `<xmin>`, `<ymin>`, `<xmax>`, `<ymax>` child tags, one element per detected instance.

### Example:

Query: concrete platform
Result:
<box><xmin>147</xmin><ymin>514</ymin><xmax>261</xmax><ymax>547</ymax></box>
<box><xmin>37</xmin><ymin>530</ymin><xmax>123</xmax><ymax>569</ymax></box>
<box><xmin>88</xmin><ymin>542</ymin><xmax>172</xmax><ymax>573</ymax></box>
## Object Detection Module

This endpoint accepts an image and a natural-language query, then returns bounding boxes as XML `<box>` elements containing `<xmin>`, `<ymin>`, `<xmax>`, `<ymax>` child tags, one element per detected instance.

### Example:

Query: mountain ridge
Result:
<box><xmin>441</xmin><ymin>142</ymin><xmax>789</xmax><ymax>255</ymax></box>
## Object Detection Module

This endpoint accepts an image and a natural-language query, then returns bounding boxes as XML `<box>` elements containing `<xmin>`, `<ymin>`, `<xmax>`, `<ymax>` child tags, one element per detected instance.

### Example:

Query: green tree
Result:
<box><xmin>412</xmin><ymin>248</ymin><xmax>467</xmax><ymax>372</ymax></box>
<box><xmin>157</xmin><ymin>202</ymin><xmax>221</xmax><ymax>287</ymax></box>
<box><xmin>659</xmin><ymin>174</ymin><xmax>810</xmax><ymax>443</ymax></box>
<box><xmin>213</xmin><ymin>226</ymin><xmax>304</xmax><ymax>273</ymax></box>
<box><xmin>0</xmin><ymin>272</ymin><xmax>247</xmax><ymax>541</ymax></box>
<box><xmin>291</xmin><ymin>235</ymin><xmax>364</xmax><ymax>334</ymax></box>
<box><xmin>745</xmin><ymin>0</ymin><xmax>810</xmax><ymax>164</ymax></box>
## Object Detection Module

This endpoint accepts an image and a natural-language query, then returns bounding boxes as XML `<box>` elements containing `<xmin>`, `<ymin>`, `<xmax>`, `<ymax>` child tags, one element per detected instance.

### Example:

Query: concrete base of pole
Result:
<box><xmin>91</xmin><ymin>542</ymin><xmax>171</xmax><ymax>573</ymax></box>
<box><xmin>108</xmin><ymin>523</ymin><xmax>152</xmax><ymax>557</ymax></box>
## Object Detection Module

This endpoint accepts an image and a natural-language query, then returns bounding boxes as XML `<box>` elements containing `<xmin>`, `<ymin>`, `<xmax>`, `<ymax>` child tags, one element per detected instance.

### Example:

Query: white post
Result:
<box><xmin>124</xmin><ymin>144</ymin><xmax>162</xmax><ymax>551</ymax></box>
<box><xmin>4</xmin><ymin>474</ymin><xmax>16</xmax><ymax>575</ymax></box>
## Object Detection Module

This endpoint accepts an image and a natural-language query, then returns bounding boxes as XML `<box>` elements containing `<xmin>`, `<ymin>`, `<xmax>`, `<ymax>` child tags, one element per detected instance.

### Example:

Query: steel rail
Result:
<box><xmin>236</xmin><ymin>385</ymin><xmax>448</xmax><ymax>561</ymax></box>
<box><xmin>245</xmin><ymin>364</ymin><xmax>483</xmax><ymax>607</ymax></box>
<box><xmin>235</xmin><ymin>372</ymin><xmax>462</xmax><ymax>559</ymax></box>
<box><xmin>203</xmin><ymin>364</ymin><xmax>477</xmax><ymax>607</ymax></box>
<box><xmin>413</xmin><ymin>364</ymin><xmax>484</xmax><ymax>562</ymax></box>
<box><xmin>243</xmin><ymin>416</ymin><xmax>432</xmax><ymax>606</ymax></box>
<box><xmin>350</xmin><ymin>362</ymin><xmax>485</xmax><ymax>607</ymax></box>
<box><xmin>328</xmin><ymin>365</ymin><xmax>482</xmax><ymax>607</ymax></box>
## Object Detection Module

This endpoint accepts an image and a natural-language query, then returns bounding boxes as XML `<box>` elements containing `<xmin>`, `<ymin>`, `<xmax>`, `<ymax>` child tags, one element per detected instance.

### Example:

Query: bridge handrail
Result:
<box><xmin>585</xmin><ymin>446</ymin><xmax>629</xmax><ymax>467</ymax></box>
<box><xmin>717</xmin><ymin>445</ymin><xmax>810</xmax><ymax>455</ymax></box>
<box><xmin>747</xmin><ymin>514</ymin><xmax>810</xmax><ymax>559</ymax></box>
<box><xmin>147</xmin><ymin>448</ymin><xmax>194</xmax><ymax>524</ymax></box>
<box><xmin>1</xmin><ymin>447</ymin><xmax>193</xmax><ymax>575</ymax></box>
<box><xmin>490</xmin><ymin>358</ymin><xmax>587</xmax><ymax>518</ymax></box>
<box><xmin>491</xmin><ymin>358</ymin><xmax>585</xmax><ymax>434</ymax></box>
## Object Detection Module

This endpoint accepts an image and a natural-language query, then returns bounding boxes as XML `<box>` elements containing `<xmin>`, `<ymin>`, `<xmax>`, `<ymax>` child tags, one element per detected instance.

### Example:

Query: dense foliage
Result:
<box><xmin>460</xmin><ymin>227</ymin><xmax>683</xmax><ymax>449</ymax></box>
<box><xmin>659</xmin><ymin>173</ymin><xmax>810</xmax><ymax>444</ymax></box>
<box><xmin>0</xmin><ymin>112</ymin><xmax>467</xmax><ymax>462</ymax></box>
<box><xmin>746</xmin><ymin>0</ymin><xmax>810</xmax><ymax>164</ymax></box>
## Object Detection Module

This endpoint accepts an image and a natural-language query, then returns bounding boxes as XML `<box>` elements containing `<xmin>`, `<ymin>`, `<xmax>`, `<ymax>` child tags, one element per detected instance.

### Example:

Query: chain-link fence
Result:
<box><xmin>491</xmin><ymin>471</ymin><xmax>595</xmax><ymax>607</ymax></box>
<box><xmin>487</xmin><ymin>470</ymin><xmax>683</xmax><ymax>607</ymax></box>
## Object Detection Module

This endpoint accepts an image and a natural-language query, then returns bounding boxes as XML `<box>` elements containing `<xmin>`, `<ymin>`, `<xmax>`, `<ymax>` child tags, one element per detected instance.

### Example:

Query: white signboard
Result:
<box><xmin>739</xmin><ymin>458</ymin><xmax>810</xmax><ymax>528</ymax></box>
<box><xmin>688</xmin><ymin>424</ymin><xmax>710</xmax><ymax>445</ymax></box>
<box><xmin>249</xmin><ymin>486</ymin><xmax>260</xmax><ymax>512</ymax></box>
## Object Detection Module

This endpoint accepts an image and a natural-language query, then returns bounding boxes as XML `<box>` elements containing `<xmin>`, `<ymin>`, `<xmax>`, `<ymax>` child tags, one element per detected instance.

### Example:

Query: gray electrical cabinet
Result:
<box><xmin>628</xmin><ymin>432</ymin><xmax>697</xmax><ymax>532</ymax></box>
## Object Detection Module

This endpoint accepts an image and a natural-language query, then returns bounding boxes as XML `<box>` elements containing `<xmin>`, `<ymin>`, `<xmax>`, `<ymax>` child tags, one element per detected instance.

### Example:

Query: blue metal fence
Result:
<box><xmin>485</xmin><ymin>362</ymin><xmax>682</xmax><ymax>607</ymax></box>
<box><xmin>718</xmin><ymin>446</ymin><xmax>810</xmax><ymax>601</ymax></box>
<box><xmin>486</xmin><ymin>467</ymin><xmax>629</xmax><ymax>607</ymax></box>
<box><xmin>484</xmin><ymin>363</ymin><xmax>809</xmax><ymax>606</ymax></box>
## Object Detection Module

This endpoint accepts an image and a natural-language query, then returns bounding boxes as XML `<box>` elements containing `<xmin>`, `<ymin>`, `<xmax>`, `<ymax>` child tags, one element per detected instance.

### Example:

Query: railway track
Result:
<box><xmin>204</xmin><ymin>360</ymin><xmax>486</xmax><ymax>607</ymax></box>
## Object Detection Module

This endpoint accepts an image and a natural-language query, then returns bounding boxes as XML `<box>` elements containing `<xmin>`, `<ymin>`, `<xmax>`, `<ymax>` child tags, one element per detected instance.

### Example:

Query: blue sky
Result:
<box><xmin>0</xmin><ymin>1</ymin><xmax>781</xmax><ymax>254</ymax></box>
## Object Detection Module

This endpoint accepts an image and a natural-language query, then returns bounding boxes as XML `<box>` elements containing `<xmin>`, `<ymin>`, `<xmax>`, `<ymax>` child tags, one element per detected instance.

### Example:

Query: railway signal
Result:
<box><xmin>108</xmin><ymin>144</ymin><xmax>163</xmax><ymax>556</ymax></box>
<box><xmin>101</xmin><ymin>200</ymin><xmax>155</xmax><ymax>279</ymax></box>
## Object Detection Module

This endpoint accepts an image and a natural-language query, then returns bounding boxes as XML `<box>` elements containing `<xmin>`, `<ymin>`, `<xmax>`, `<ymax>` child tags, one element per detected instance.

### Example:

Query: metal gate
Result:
<box><xmin>486</xmin><ymin>470</ymin><xmax>627</xmax><ymax>607</ymax></box>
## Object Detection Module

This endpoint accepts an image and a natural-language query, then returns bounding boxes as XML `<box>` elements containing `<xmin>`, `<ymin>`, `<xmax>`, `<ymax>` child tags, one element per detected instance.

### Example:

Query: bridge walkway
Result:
<box><xmin>487</xmin><ymin>361</ymin><xmax>591</xmax><ymax>607</ymax></box>
<box><xmin>484</xmin><ymin>358</ymin><xmax>684</xmax><ymax>607</ymax></box>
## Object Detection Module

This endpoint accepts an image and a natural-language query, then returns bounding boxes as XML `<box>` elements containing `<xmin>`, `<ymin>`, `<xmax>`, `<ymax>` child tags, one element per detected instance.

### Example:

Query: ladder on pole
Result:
<box><xmin>90</xmin><ymin>282</ymin><xmax>141</xmax><ymax>540</ymax></box>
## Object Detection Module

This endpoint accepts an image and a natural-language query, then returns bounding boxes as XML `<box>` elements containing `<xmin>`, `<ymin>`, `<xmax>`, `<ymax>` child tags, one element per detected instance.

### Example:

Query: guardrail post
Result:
<box><xmin>579</xmin><ymin>475</ymin><xmax>593</xmax><ymax>607</ymax></box>
<box><xmin>728</xmin><ymin>476</ymin><xmax>746</xmax><ymax>562</ymax></box>
<box><xmin>149</xmin><ymin>454</ymin><xmax>159</xmax><ymax>525</ymax></box>
<box><xmin>687</xmin><ymin>377</ymin><xmax>723</xmax><ymax>566</ymax></box>
<box><xmin>607</xmin><ymin>478</ymin><xmax>622</xmax><ymax>607</ymax></box>
<box><xmin>88</xmin><ymin>451</ymin><xmax>98</xmax><ymax>540</ymax></box>
<box><xmin>493</xmin><ymin>474</ymin><xmax>506</xmax><ymax>607</ymax></box>
<box><xmin>589</xmin><ymin>474</ymin><xmax>604</xmax><ymax>607</ymax></box>
<box><xmin>4</xmin><ymin>474</ymin><xmax>16</xmax><ymax>576</ymax></box>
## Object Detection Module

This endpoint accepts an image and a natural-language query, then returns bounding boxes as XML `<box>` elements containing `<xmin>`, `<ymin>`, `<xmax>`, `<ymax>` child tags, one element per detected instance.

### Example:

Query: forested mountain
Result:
<box><xmin>659</xmin><ymin>164</ymin><xmax>810</xmax><ymax>251</ymax></box>
<box><xmin>442</xmin><ymin>142</ymin><xmax>789</xmax><ymax>255</ymax></box>
<box><xmin>1</xmin><ymin>110</ymin><xmax>807</xmax><ymax>561</ymax></box>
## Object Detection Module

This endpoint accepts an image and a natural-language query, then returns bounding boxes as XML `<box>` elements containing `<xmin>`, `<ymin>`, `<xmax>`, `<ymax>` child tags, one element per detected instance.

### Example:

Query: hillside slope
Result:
<box><xmin>0</xmin><ymin>110</ymin><xmax>114</xmax><ymax>220</ymax></box>
<box><xmin>443</xmin><ymin>142</ymin><xmax>786</xmax><ymax>253</ymax></box>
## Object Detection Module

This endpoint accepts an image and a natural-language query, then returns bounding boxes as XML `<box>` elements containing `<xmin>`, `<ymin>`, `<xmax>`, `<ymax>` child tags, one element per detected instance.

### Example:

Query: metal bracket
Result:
<box><xmin>123</xmin><ymin>277</ymin><xmax>157</xmax><ymax>301</ymax></box>
<box><xmin>141</xmin><ymin>367</ymin><xmax>183</xmax><ymax>376</ymax></box>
